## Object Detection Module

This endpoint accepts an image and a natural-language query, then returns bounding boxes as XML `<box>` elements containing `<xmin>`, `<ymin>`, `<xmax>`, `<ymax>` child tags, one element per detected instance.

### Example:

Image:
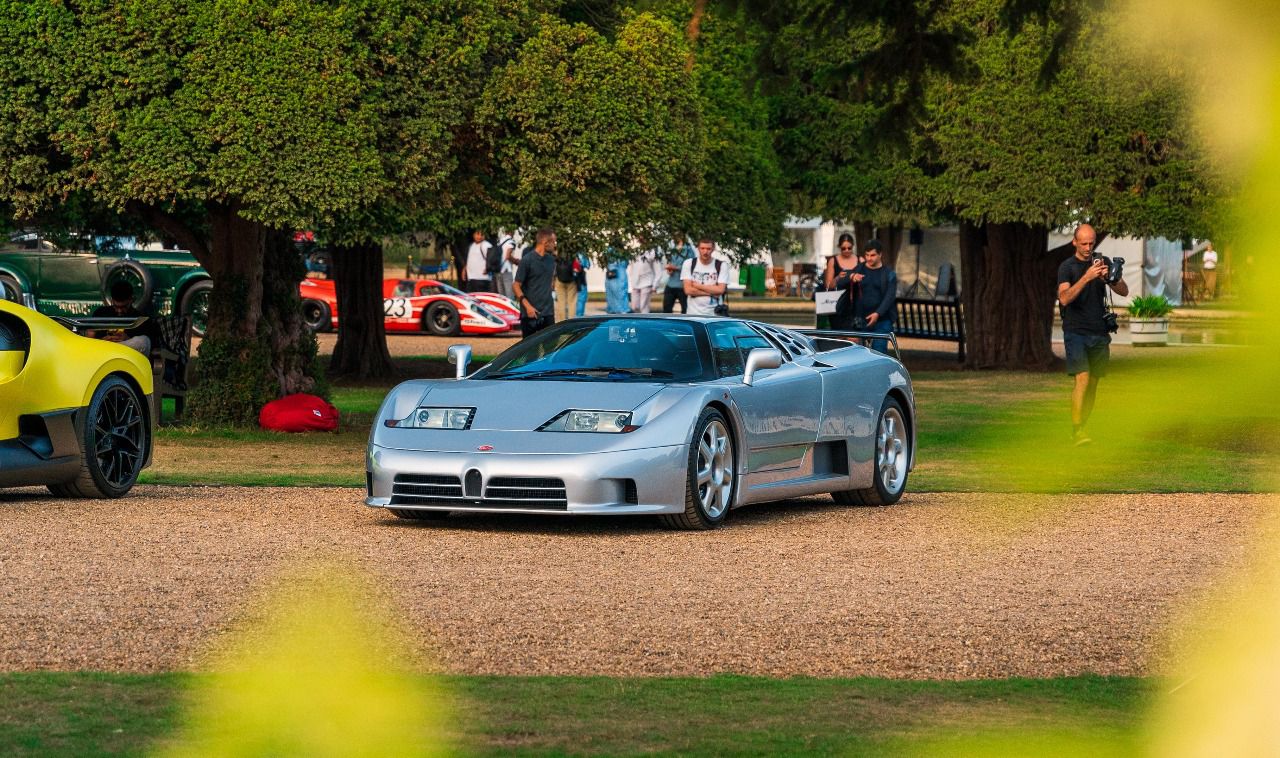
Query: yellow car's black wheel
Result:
<box><xmin>49</xmin><ymin>376</ymin><xmax>148</xmax><ymax>498</ymax></box>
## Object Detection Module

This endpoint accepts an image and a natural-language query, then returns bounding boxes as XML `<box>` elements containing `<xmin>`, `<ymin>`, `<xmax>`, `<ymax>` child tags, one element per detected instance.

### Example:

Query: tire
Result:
<box><xmin>389</xmin><ymin>508</ymin><xmax>451</xmax><ymax>521</ymax></box>
<box><xmin>832</xmin><ymin>397</ymin><xmax>910</xmax><ymax>507</ymax></box>
<box><xmin>0</xmin><ymin>274</ymin><xmax>22</xmax><ymax>303</ymax></box>
<box><xmin>424</xmin><ymin>302</ymin><xmax>460</xmax><ymax>336</ymax></box>
<box><xmin>301</xmin><ymin>299</ymin><xmax>332</xmax><ymax>333</ymax></box>
<box><xmin>50</xmin><ymin>375</ymin><xmax>149</xmax><ymax>498</ymax></box>
<box><xmin>179</xmin><ymin>279</ymin><xmax>213</xmax><ymax>337</ymax></box>
<box><xmin>102</xmin><ymin>259</ymin><xmax>154</xmax><ymax>308</ymax></box>
<box><xmin>659</xmin><ymin>408</ymin><xmax>736</xmax><ymax>530</ymax></box>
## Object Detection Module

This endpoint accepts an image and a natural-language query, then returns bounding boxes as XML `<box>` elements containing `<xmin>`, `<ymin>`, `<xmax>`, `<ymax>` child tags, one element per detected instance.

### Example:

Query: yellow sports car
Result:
<box><xmin>0</xmin><ymin>299</ymin><xmax>153</xmax><ymax>497</ymax></box>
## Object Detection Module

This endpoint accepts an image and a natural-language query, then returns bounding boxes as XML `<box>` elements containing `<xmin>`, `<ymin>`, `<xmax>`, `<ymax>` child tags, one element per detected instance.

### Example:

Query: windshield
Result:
<box><xmin>475</xmin><ymin>318</ymin><xmax>704</xmax><ymax>382</ymax></box>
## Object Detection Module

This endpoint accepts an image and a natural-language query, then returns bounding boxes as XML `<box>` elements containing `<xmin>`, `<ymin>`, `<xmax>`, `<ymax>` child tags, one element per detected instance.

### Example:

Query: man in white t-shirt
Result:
<box><xmin>464</xmin><ymin>229</ymin><xmax>492</xmax><ymax>293</ymax></box>
<box><xmin>681</xmin><ymin>238</ymin><xmax>730</xmax><ymax>316</ymax></box>
<box><xmin>1201</xmin><ymin>242</ymin><xmax>1218</xmax><ymax>300</ymax></box>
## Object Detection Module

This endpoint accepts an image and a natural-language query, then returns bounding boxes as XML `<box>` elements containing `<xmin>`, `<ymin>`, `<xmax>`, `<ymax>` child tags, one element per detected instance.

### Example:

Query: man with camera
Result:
<box><xmin>1057</xmin><ymin>224</ymin><xmax>1128</xmax><ymax>446</ymax></box>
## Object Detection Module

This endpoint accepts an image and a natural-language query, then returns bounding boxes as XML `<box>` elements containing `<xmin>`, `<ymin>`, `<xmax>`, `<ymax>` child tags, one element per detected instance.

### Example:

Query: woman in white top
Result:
<box><xmin>464</xmin><ymin>229</ymin><xmax>492</xmax><ymax>293</ymax></box>
<box><xmin>627</xmin><ymin>249</ymin><xmax>663</xmax><ymax>313</ymax></box>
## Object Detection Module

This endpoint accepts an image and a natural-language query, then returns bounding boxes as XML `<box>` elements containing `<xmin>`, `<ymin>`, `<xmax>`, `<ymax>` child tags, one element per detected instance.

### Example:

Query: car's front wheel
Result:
<box><xmin>833</xmin><ymin>397</ymin><xmax>910</xmax><ymax>507</ymax></box>
<box><xmin>424</xmin><ymin>302</ymin><xmax>459</xmax><ymax>336</ymax></box>
<box><xmin>48</xmin><ymin>375</ymin><xmax>149</xmax><ymax>498</ymax></box>
<box><xmin>179</xmin><ymin>280</ymin><xmax>213</xmax><ymax>337</ymax></box>
<box><xmin>660</xmin><ymin>408</ymin><xmax>735</xmax><ymax>530</ymax></box>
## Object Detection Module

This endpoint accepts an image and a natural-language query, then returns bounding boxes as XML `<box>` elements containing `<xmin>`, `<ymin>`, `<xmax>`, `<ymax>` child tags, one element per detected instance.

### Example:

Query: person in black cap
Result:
<box><xmin>90</xmin><ymin>280</ymin><xmax>158</xmax><ymax>356</ymax></box>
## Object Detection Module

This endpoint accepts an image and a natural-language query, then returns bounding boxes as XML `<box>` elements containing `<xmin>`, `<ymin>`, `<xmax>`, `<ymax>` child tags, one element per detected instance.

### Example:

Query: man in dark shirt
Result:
<box><xmin>513</xmin><ymin>227</ymin><xmax>558</xmax><ymax>338</ymax></box>
<box><xmin>851</xmin><ymin>239</ymin><xmax>897</xmax><ymax>354</ymax></box>
<box><xmin>91</xmin><ymin>280</ymin><xmax>157</xmax><ymax>356</ymax></box>
<box><xmin>1057</xmin><ymin>223</ymin><xmax>1128</xmax><ymax>445</ymax></box>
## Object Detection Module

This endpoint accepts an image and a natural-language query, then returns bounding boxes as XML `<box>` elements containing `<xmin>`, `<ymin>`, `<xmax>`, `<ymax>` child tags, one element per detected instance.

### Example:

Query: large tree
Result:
<box><xmin>0</xmin><ymin>0</ymin><xmax>523</xmax><ymax>419</ymax></box>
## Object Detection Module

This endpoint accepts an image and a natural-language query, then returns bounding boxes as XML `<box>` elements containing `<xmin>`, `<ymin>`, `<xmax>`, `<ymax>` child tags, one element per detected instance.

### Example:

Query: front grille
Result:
<box><xmin>484</xmin><ymin>476</ymin><xmax>568</xmax><ymax>509</ymax></box>
<box><xmin>388</xmin><ymin>473</ymin><xmax>568</xmax><ymax>511</ymax></box>
<box><xmin>392</xmin><ymin>474</ymin><xmax>462</xmax><ymax>500</ymax></box>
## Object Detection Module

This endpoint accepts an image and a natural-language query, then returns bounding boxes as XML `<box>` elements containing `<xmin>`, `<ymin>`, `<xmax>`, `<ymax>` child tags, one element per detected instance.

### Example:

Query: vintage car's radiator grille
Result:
<box><xmin>389</xmin><ymin>474</ymin><xmax>567</xmax><ymax>510</ymax></box>
<box><xmin>391</xmin><ymin>474</ymin><xmax>462</xmax><ymax>499</ymax></box>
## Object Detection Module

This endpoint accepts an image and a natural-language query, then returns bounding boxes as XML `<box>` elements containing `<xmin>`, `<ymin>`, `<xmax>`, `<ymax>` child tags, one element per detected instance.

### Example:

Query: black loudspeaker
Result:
<box><xmin>909</xmin><ymin>228</ymin><xmax>924</xmax><ymax>246</ymax></box>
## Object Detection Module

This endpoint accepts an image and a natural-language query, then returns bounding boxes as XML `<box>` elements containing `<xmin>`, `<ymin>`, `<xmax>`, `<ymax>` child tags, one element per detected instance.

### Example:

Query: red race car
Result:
<box><xmin>299</xmin><ymin>278</ymin><xmax>520</xmax><ymax>336</ymax></box>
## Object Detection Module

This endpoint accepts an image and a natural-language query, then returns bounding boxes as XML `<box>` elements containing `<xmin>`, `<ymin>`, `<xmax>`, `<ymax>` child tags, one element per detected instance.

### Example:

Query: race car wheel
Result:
<box><xmin>390</xmin><ymin>508</ymin><xmax>451</xmax><ymax>521</ymax></box>
<box><xmin>48</xmin><ymin>375</ymin><xmax>148</xmax><ymax>499</ymax></box>
<box><xmin>302</xmin><ymin>299</ymin><xmax>332</xmax><ymax>333</ymax></box>
<box><xmin>179</xmin><ymin>279</ymin><xmax>213</xmax><ymax>337</ymax></box>
<box><xmin>833</xmin><ymin>396</ymin><xmax>909</xmax><ymax>507</ymax></box>
<box><xmin>425</xmin><ymin>302</ymin><xmax>460</xmax><ymax>336</ymax></box>
<box><xmin>102</xmin><ymin>259</ymin><xmax>154</xmax><ymax>309</ymax></box>
<box><xmin>0</xmin><ymin>274</ymin><xmax>22</xmax><ymax>303</ymax></box>
<box><xmin>660</xmin><ymin>407</ymin><xmax>735</xmax><ymax>530</ymax></box>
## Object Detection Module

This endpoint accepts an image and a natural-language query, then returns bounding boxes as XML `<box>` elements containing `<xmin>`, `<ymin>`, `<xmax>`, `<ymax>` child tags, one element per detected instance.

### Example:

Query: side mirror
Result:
<box><xmin>447</xmin><ymin>344</ymin><xmax>472</xmax><ymax>380</ymax></box>
<box><xmin>742</xmin><ymin>347</ymin><xmax>783</xmax><ymax>386</ymax></box>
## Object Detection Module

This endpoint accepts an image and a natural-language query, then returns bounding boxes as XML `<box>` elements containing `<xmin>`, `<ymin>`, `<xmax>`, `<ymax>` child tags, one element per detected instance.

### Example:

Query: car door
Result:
<box><xmin>709</xmin><ymin>321</ymin><xmax>821</xmax><ymax>478</ymax></box>
<box><xmin>37</xmin><ymin>240</ymin><xmax>102</xmax><ymax>316</ymax></box>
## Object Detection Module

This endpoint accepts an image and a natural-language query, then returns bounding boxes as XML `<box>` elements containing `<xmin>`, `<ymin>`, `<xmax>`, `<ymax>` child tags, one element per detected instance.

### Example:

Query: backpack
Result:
<box><xmin>484</xmin><ymin>242</ymin><xmax>503</xmax><ymax>275</ymax></box>
<box><xmin>555</xmin><ymin>254</ymin><xmax>576</xmax><ymax>283</ymax></box>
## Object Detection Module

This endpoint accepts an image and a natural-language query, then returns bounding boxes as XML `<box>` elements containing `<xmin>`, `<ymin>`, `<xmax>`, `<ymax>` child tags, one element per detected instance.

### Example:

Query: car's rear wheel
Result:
<box><xmin>660</xmin><ymin>408</ymin><xmax>735</xmax><ymax>530</ymax></box>
<box><xmin>832</xmin><ymin>397</ymin><xmax>909</xmax><ymax>507</ymax></box>
<box><xmin>179</xmin><ymin>280</ymin><xmax>213</xmax><ymax>337</ymax></box>
<box><xmin>389</xmin><ymin>508</ymin><xmax>451</xmax><ymax>521</ymax></box>
<box><xmin>302</xmin><ymin>299</ymin><xmax>332</xmax><ymax>333</ymax></box>
<box><xmin>48</xmin><ymin>375</ymin><xmax>148</xmax><ymax>499</ymax></box>
<box><xmin>0</xmin><ymin>274</ymin><xmax>22</xmax><ymax>303</ymax></box>
<box><xmin>425</xmin><ymin>302</ymin><xmax>459</xmax><ymax>336</ymax></box>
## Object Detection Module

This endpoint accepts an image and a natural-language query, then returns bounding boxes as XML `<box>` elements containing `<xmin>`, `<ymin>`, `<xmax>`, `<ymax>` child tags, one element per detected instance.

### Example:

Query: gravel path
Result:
<box><xmin>0</xmin><ymin>487</ymin><xmax>1270</xmax><ymax>678</ymax></box>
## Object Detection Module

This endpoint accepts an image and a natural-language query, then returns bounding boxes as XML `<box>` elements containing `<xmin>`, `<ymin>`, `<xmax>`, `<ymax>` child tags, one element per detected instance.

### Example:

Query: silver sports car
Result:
<box><xmin>366</xmin><ymin>315</ymin><xmax>915</xmax><ymax>529</ymax></box>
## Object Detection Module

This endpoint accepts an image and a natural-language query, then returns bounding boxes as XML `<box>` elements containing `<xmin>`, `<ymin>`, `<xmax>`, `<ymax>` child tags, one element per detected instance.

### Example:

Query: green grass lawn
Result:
<box><xmin>142</xmin><ymin>348</ymin><xmax>1278</xmax><ymax>492</ymax></box>
<box><xmin>0</xmin><ymin>673</ymin><xmax>1150</xmax><ymax>757</ymax></box>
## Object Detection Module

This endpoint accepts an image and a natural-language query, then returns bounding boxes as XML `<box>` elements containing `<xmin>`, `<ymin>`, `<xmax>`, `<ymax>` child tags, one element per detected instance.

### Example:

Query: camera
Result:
<box><xmin>1102</xmin><ymin>311</ymin><xmax>1118</xmax><ymax>334</ymax></box>
<box><xmin>1092</xmin><ymin>253</ymin><xmax>1125</xmax><ymax>285</ymax></box>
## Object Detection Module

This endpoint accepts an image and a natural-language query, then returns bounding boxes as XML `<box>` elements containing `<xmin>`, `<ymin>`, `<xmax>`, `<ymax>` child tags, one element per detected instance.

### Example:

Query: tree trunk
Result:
<box><xmin>330</xmin><ymin>241</ymin><xmax>394</xmax><ymax>379</ymax></box>
<box><xmin>882</xmin><ymin>224</ymin><xmax>904</xmax><ymax>270</ymax></box>
<box><xmin>187</xmin><ymin>203</ymin><xmax>322</xmax><ymax>425</ymax></box>
<box><xmin>958</xmin><ymin>220</ymin><xmax>1060</xmax><ymax>370</ymax></box>
<box><xmin>852</xmin><ymin>221</ymin><xmax>875</xmax><ymax>258</ymax></box>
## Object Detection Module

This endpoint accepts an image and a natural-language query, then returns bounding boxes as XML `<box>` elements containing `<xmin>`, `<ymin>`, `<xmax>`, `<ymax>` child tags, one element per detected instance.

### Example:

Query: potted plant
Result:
<box><xmin>1127</xmin><ymin>294</ymin><xmax>1174</xmax><ymax>346</ymax></box>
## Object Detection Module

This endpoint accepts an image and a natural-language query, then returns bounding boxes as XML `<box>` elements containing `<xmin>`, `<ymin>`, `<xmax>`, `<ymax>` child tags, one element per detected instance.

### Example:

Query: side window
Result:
<box><xmin>417</xmin><ymin>284</ymin><xmax>443</xmax><ymax>297</ymax></box>
<box><xmin>706</xmin><ymin>322</ymin><xmax>769</xmax><ymax>378</ymax></box>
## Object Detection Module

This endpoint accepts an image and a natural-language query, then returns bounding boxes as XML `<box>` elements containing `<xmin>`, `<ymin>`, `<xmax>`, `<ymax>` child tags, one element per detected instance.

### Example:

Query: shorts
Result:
<box><xmin>1064</xmin><ymin>331</ymin><xmax>1110</xmax><ymax>377</ymax></box>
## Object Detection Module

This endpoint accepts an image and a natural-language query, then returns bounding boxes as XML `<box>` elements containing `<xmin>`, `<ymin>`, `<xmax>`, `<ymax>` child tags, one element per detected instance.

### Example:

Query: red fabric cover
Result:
<box><xmin>259</xmin><ymin>393</ymin><xmax>339</xmax><ymax>433</ymax></box>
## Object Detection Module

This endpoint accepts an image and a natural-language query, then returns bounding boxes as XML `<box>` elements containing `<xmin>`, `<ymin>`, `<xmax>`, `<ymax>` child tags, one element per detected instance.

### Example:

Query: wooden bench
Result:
<box><xmin>894</xmin><ymin>297</ymin><xmax>966</xmax><ymax>362</ymax></box>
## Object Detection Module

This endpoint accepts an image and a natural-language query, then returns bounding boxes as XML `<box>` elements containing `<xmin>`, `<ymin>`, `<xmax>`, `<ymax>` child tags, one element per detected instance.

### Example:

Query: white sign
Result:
<box><xmin>815</xmin><ymin>290</ymin><xmax>844</xmax><ymax>315</ymax></box>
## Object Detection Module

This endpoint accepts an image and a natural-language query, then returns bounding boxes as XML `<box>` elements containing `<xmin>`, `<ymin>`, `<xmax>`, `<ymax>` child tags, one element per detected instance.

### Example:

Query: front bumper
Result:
<box><xmin>366</xmin><ymin>443</ymin><xmax>689</xmax><ymax>515</ymax></box>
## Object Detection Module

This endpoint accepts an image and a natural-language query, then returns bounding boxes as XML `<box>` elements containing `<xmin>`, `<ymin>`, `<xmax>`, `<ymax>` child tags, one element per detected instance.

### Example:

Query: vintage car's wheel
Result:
<box><xmin>660</xmin><ymin>408</ymin><xmax>735</xmax><ymax>530</ymax></box>
<box><xmin>389</xmin><ymin>508</ymin><xmax>451</xmax><ymax>521</ymax></box>
<box><xmin>179</xmin><ymin>280</ymin><xmax>213</xmax><ymax>337</ymax></box>
<box><xmin>48</xmin><ymin>375</ymin><xmax>148</xmax><ymax>499</ymax></box>
<box><xmin>102</xmin><ymin>259</ymin><xmax>154</xmax><ymax>308</ymax></box>
<box><xmin>833</xmin><ymin>396</ymin><xmax>909</xmax><ymax>507</ymax></box>
<box><xmin>0</xmin><ymin>274</ymin><xmax>22</xmax><ymax>303</ymax></box>
<box><xmin>301</xmin><ymin>299</ymin><xmax>332</xmax><ymax>333</ymax></box>
<box><xmin>425</xmin><ymin>302</ymin><xmax>460</xmax><ymax>336</ymax></box>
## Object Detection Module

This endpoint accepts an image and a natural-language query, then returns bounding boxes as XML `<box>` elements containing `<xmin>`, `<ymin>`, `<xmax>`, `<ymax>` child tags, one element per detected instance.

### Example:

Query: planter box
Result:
<box><xmin>1129</xmin><ymin>317</ymin><xmax>1170</xmax><ymax>346</ymax></box>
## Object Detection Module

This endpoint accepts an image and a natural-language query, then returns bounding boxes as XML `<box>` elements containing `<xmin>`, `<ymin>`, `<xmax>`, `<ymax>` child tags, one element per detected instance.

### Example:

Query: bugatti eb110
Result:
<box><xmin>366</xmin><ymin>316</ymin><xmax>914</xmax><ymax>529</ymax></box>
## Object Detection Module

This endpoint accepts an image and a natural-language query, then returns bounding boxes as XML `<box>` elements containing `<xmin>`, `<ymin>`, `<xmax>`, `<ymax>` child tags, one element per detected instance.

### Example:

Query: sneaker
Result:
<box><xmin>1072</xmin><ymin>430</ymin><xmax>1092</xmax><ymax>446</ymax></box>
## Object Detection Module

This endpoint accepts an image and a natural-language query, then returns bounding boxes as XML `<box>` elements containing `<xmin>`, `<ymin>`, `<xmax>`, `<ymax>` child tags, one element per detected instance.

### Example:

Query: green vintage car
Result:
<box><xmin>0</xmin><ymin>233</ymin><xmax>212</xmax><ymax>335</ymax></box>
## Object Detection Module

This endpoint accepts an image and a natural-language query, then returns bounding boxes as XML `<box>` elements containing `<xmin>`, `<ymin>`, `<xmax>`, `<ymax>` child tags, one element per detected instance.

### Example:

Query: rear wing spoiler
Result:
<box><xmin>797</xmin><ymin>329</ymin><xmax>901</xmax><ymax>362</ymax></box>
<box><xmin>53</xmin><ymin>315</ymin><xmax>149</xmax><ymax>335</ymax></box>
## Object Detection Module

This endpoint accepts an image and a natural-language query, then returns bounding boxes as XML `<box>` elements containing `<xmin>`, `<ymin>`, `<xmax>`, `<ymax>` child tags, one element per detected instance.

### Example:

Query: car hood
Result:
<box><xmin>415</xmin><ymin>379</ymin><xmax>664</xmax><ymax>431</ymax></box>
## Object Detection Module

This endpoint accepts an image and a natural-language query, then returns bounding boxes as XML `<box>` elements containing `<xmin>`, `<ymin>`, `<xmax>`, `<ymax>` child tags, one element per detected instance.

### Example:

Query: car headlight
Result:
<box><xmin>386</xmin><ymin>407</ymin><xmax>475</xmax><ymax>429</ymax></box>
<box><xmin>539</xmin><ymin>410</ymin><xmax>637</xmax><ymax>433</ymax></box>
